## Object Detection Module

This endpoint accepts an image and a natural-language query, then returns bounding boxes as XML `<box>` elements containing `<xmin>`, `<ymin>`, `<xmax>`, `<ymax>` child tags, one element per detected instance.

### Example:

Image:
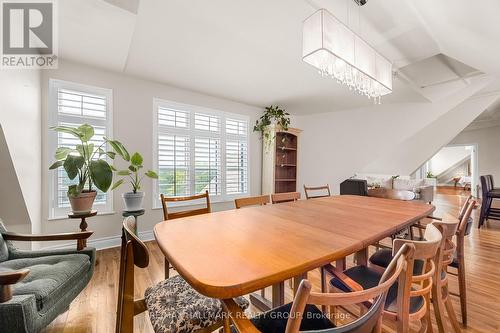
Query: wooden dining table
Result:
<box><xmin>154</xmin><ymin>195</ymin><xmax>434</xmax><ymax>310</ymax></box>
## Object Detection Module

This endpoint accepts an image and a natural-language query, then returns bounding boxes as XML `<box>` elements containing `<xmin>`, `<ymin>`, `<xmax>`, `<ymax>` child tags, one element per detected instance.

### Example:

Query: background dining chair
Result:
<box><xmin>447</xmin><ymin>200</ymin><xmax>475</xmax><ymax>326</ymax></box>
<box><xmin>234</xmin><ymin>194</ymin><xmax>271</xmax><ymax>299</ymax></box>
<box><xmin>235</xmin><ymin>195</ymin><xmax>270</xmax><ymax>209</ymax></box>
<box><xmin>116</xmin><ymin>217</ymin><xmax>248</xmax><ymax>333</ymax></box>
<box><xmin>271</xmin><ymin>191</ymin><xmax>301</xmax><ymax>204</ymax></box>
<box><xmin>160</xmin><ymin>190</ymin><xmax>211</xmax><ymax>278</ymax></box>
<box><xmin>303</xmin><ymin>184</ymin><xmax>331</xmax><ymax>199</ymax></box>
<box><xmin>328</xmin><ymin>223</ymin><xmax>443</xmax><ymax>332</ymax></box>
<box><xmin>479</xmin><ymin>175</ymin><xmax>500</xmax><ymax>228</ymax></box>
<box><xmin>222</xmin><ymin>244</ymin><xmax>412</xmax><ymax>333</ymax></box>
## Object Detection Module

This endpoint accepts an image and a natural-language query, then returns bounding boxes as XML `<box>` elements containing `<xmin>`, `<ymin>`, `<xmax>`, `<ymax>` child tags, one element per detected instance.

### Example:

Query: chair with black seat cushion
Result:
<box><xmin>222</xmin><ymin>243</ymin><xmax>412</xmax><ymax>333</ymax></box>
<box><xmin>447</xmin><ymin>200</ymin><xmax>475</xmax><ymax>326</ymax></box>
<box><xmin>116</xmin><ymin>217</ymin><xmax>249</xmax><ymax>333</ymax></box>
<box><xmin>479</xmin><ymin>175</ymin><xmax>500</xmax><ymax>228</ymax></box>
<box><xmin>329</xmin><ymin>223</ymin><xmax>442</xmax><ymax>332</ymax></box>
<box><xmin>0</xmin><ymin>219</ymin><xmax>95</xmax><ymax>333</ymax></box>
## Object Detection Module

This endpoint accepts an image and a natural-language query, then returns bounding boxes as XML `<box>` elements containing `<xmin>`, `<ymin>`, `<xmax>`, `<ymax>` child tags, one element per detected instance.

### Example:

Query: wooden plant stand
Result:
<box><xmin>68</xmin><ymin>210</ymin><xmax>97</xmax><ymax>250</ymax></box>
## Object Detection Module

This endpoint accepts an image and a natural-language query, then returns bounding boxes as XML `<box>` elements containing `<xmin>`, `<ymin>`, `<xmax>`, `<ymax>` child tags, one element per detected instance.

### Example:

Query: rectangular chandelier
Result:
<box><xmin>302</xmin><ymin>9</ymin><xmax>393</xmax><ymax>103</ymax></box>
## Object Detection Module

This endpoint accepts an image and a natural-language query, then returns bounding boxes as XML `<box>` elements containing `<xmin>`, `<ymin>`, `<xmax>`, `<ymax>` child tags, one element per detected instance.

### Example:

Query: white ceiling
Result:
<box><xmin>58</xmin><ymin>0</ymin><xmax>500</xmax><ymax>114</ymax></box>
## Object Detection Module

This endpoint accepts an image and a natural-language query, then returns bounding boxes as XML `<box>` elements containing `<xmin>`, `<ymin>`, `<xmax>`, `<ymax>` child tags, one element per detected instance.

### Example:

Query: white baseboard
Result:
<box><xmin>40</xmin><ymin>230</ymin><xmax>155</xmax><ymax>251</ymax></box>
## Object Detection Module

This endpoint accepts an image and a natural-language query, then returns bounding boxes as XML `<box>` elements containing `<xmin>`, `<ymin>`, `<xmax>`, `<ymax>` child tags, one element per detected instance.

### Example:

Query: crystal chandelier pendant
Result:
<box><xmin>302</xmin><ymin>9</ymin><xmax>392</xmax><ymax>104</ymax></box>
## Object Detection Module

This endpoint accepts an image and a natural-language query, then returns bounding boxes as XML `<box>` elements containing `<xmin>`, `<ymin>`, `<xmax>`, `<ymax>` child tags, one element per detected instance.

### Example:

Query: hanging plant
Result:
<box><xmin>253</xmin><ymin>105</ymin><xmax>291</xmax><ymax>149</ymax></box>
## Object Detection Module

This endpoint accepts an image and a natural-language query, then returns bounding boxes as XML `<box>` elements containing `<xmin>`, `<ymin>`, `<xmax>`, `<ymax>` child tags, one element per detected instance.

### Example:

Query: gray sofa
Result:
<box><xmin>0</xmin><ymin>220</ymin><xmax>95</xmax><ymax>333</ymax></box>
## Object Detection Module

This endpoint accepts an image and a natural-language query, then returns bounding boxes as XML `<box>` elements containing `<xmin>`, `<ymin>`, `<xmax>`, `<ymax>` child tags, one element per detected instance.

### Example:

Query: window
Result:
<box><xmin>48</xmin><ymin>79</ymin><xmax>113</xmax><ymax>218</ymax></box>
<box><xmin>153</xmin><ymin>99</ymin><xmax>249</xmax><ymax>206</ymax></box>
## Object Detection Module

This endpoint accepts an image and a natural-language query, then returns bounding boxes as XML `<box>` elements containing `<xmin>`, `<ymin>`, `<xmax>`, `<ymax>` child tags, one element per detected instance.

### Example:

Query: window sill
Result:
<box><xmin>48</xmin><ymin>211</ymin><xmax>116</xmax><ymax>221</ymax></box>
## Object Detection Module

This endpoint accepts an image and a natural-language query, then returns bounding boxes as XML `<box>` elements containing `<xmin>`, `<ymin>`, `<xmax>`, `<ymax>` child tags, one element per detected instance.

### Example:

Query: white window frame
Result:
<box><xmin>152</xmin><ymin>98</ymin><xmax>250</xmax><ymax>208</ymax></box>
<box><xmin>48</xmin><ymin>79</ymin><xmax>114</xmax><ymax>219</ymax></box>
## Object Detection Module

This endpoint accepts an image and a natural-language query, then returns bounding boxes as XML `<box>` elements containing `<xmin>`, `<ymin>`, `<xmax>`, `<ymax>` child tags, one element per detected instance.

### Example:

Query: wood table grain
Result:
<box><xmin>154</xmin><ymin>195</ymin><xmax>434</xmax><ymax>304</ymax></box>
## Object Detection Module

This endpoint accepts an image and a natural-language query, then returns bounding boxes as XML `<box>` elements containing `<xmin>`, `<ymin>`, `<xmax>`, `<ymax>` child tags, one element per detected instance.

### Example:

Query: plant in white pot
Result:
<box><xmin>49</xmin><ymin>124</ymin><xmax>125</xmax><ymax>215</ymax></box>
<box><xmin>111</xmin><ymin>152</ymin><xmax>158</xmax><ymax>212</ymax></box>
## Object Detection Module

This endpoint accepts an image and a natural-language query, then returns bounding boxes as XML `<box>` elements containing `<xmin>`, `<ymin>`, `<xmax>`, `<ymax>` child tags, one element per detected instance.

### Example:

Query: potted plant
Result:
<box><xmin>253</xmin><ymin>105</ymin><xmax>291</xmax><ymax>149</ymax></box>
<box><xmin>49</xmin><ymin>124</ymin><xmax>126</xmax><ymax>215</ymax></box>
<box><xmin>111</xmin><ymin>152</ymin><xmax>158</xmax><ymax>211</ymax></box>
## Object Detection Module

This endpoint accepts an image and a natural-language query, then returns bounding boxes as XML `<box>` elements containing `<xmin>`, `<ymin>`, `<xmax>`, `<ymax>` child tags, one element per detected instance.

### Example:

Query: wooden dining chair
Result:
<box><xmin>222</xmin><ymin>243</ymin><xmax>413</xmax><ymax>333</ymax></box>
<box><xmin>160</xmin><ymin>190</ymin><xmax>211</xmax><ymax>278</ymax></box>
<box><xmin>447</xmin><ymin>199</ymin><xmax>475</xmax><ymax>326</ymax></box>
<box><xmin>303</xmin><ymin>184</ymin><xmax>331</xmax><ymax>199</ymax></box>
<box><xmin>430</xmin><ymin>215</ymin><xmax>461</xmax><ymax>333</ymax></box>
<box><xmin>271</xmin><ymin>191</ymin><xmax>301</xmax><ymax>204</ymax></box>
<box><xmin>116</xmin><ymin>217</ymin><xmax>248</xmax><ymax>333</ymax></box>
<box><xmin>235</xmin><ymin>195</ymin><xmax>270</xmax><ymax>209</ymax></box>
<box><xmin>329</xmin><ymin>223</ymin><xmax>443</xmax><ymax>332</ymax></box>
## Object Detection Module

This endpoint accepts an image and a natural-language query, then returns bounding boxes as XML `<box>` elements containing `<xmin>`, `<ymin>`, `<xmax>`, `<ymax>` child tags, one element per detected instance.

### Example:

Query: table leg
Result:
<box><xmin>293</xmin><ymin>273</ymin><xmax>307</xmax><ymax>295</ymax></box>
<box><xmin>250</xmin><ymin>281</ymin><xmax>286</xmax><ymax>311</ymax></box>
<box><xmin>272</xmin><ymin>281</ymin><xmax>285</xmax><ymax>308</ymax></box>
<box><xmin>354</xmin><ymin>248</ymin><xmax>368</xmax><ymax>266</ymax></box>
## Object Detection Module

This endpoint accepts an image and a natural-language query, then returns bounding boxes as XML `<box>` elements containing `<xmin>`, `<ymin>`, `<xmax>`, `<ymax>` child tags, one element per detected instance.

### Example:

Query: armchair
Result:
<box><xmin>0</xmin><ymin>219</ymin><xmax>95</xmax><ymax>333</ymax></box>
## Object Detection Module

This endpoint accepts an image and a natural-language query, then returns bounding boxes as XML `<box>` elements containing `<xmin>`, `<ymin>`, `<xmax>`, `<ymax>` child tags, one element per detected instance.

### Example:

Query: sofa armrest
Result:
<box><xmin>0</xmin><ymin>269</ymin><xmax>29</xmax><ymax>303</ymax></box>
<box><xmin>2</xmin><ymin>231</ymin><xmax>92</xmax><ymax>242</ymax></box>
<box><xmin>417</xmin><ymin>185</ymin><xmax>434</xmax><ymax>203</ymax></box>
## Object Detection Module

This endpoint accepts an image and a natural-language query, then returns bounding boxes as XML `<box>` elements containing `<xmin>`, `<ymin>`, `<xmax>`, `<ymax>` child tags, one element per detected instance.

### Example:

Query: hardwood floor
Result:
<box><xmin>43</xmin><ymin>189</ymin><xmax>500</xmax><ymax>332</ymax></box>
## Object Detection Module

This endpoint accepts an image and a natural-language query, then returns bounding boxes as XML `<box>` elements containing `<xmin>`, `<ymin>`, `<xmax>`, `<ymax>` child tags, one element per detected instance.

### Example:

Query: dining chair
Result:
<box><xmin>303</xmin><ymin>184</ymin><xmax>331</xmax><ymax>199</ymax></box>
<box><xmin>479</xmin><ymin>175</ymin><xmax>500</xmax><ymax>228</ymax></box>
<box><xmin>160</xmin><ymin>191</ymin><xmax>211</xmax><ymax>278</ymax></box>
<box><xmin>271</xmin><ymin>191</ymin><xmax>301</xmax><ymax>204</ymax></box>
<box><xmin>234</xmin><ymin>194</ymin><xmax>271</xmax><ymax>298</ymax></box>
<box><xmin>447</xmin><ymin>199</ymin><xmax>475</xmax><ymax>326</ymax></box>
<box><xmin>430</xmin><ymin>216</ymin><xmax>461</xmax><ymax>333</ymax></box>
<box><xmin>116</xmin><ymin>217</ymin><xmax>249</xmax><ymax>333</ymax></box>
<box><xmin>222</xmin><ymin>243</ymin><xmax>413</xmax><ymax>333</ymax></box>
<box><xmin>235</xmin><ymin>195</ymin><xmax>270</xmax><ymax>209</ymax></box>
<box><xmin>329</xmin><ymin>223</ymin><xmax>443</xmax><ymax>332</ymax></box>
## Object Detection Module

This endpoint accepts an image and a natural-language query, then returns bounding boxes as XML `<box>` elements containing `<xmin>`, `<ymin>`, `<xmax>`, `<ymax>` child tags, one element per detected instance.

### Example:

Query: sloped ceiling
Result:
<box><xmin>58</xmin><ymin>0</ymin><xmax>500</xmax><ymax>114</ymax></box>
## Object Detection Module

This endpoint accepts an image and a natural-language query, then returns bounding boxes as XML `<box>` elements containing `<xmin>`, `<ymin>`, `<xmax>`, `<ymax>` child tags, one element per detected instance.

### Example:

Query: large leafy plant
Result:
<box><xmin>111</xmin><ymin>152</ymin><xmax>158</xmax><ymax>193</ymax></box>
<box><xmin>253</xmin><ymin>105</ymin><xmax>291</xmax><ymax>148</ymax></box>
<box><xmin>49</xmin><ymin>124</ymin><xmax>128</xmax><ymax>197</ymax></box>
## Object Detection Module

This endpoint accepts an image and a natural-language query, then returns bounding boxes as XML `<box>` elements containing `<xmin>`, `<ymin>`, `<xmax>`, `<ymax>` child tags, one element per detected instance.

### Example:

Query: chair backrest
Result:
<box><xmin>234</xmin><ymin>195</ymin><xmax>270</xmax><ymax>209</ymax></box>
<box><xmin>271</xmin><ymin>191</ymin><xmax>301</xmax><ymax>204</ymax></box>
<box><xmin>303</xmin><ymin>184</ymin><xmax>331</xmax><ymax>199</ymax></box>
<box><xmin>458</xmin><ymin>200</ymin><xmax>475</xmax><ymax>237</ymax></box>
<box><xmin>487</xmin><ymin>174</ymin><xmax>494</xmax><ymax>189</ymax></box>
<box><xmin>116</xmin><ymin>217</ymin><xmax>149</xmax><ymax>333</ymax></box>
<box><xmin>389</xmin><ymin>223</ymin><xmax>442</xmax><ymax>323</ymax></box>
<box><xmin>432</xmin><ymin>215</ymin><xmax>460</xmax><ymax>290</ymax></box>
<box><xmin>285</xmin><ymin>244</ymin><xmax>414</xmax><ymax>333</ymax></box>
<box><xmin>160</xmin><ymin>191</ymin><xmax>211</xmax><ymax>220</ymax></box>
<box><xmin>480</xmin><ymin>175</ymin><xmax>491</xmax><ymax>196</ymax></box>
<box><xmin>457</xmin><ymin>195</ymin><xmax>473</xmax><ymax>220</ymax></box>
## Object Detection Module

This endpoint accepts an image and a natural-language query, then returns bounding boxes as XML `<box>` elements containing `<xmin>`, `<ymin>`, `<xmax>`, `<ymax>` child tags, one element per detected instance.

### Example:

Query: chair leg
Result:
<box><xmin>223</xmin><ymin>317</ymin><xmax>231</xmax><ymax>333</ymax></box>
<box><xmin>165</xmin><ymin>258</ymin><xmax>170</xmax><ymax>279</ymax></box>
<box><xmin>458</xmin><ymin>261</ymin><xmax>467</xmax><ymax>326</ymax></box>
<box><xmin>445</xmin><ymin>297</ymin><xmax>462</xmax><ymax>333</ymax></box>
<box><xmin>432</xmin><ymin>284</ymin><xmax>449</xmax><ymax>333</ymax></box>
<box><xmin>424</xmin><ymin>294</ymin><xmax>433</xmax><ymax>333</ymax></box>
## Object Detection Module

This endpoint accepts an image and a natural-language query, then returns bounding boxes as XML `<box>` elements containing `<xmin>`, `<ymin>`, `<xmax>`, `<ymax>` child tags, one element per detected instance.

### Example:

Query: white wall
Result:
<box><xmin>450</xmin><ymin>125</ymin><xmax>500</xmax><ymax>187</ymax></box>
<box><xmin>295</xmin><ymin>77</ymin><xmax>499</xmax><ymax>195</ymax></box>
<box><xmin>429</xmin><ymin>146</ymin><xmax>471</xmax><ymax>176</ymax></box>
<box><xmin>0</xmin><ymin>70</ymin><xmax>42</xmax><ymax>235</ymax></box>
<box><xmin>40</xmin><ymin>60</ymin><xmax>263</xmax><ymax>247</ymax></box>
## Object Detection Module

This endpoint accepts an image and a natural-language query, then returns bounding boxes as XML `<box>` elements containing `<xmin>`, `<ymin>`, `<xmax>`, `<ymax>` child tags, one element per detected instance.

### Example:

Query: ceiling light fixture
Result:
<box><xmin>302</xmin><ymin>6</ymin><xmax>393</xmax><ymax>104</ymax></box>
